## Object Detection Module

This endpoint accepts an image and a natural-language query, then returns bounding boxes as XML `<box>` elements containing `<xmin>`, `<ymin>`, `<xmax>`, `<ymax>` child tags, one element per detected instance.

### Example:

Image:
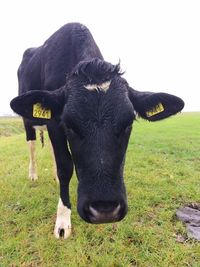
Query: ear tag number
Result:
<box><xmin>146</xmin><ymin>103</ymin><xmax>164</xmax><ymax>117</ymax></box>
<box><xmin>33</xmin><ymin>103</ymin><xmax>51</xmax><ymax>119</ymax></box>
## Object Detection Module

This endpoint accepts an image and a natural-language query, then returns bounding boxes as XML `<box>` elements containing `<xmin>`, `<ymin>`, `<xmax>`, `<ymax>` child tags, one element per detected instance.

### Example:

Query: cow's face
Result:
<box><xmin>10</xmin><ymin>59</ymin><xmax>184</xmax><ymax>224</ymax></box>
<box><xmin>61</xmin><ymin>75</ymin><xmax>134</xmax><ymax>223</ymax></box>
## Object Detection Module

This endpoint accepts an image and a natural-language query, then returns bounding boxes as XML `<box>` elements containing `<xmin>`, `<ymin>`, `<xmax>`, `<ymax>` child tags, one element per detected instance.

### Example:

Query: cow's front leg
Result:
<box><xmin>54</xmin><ymin>163</ymin><xmax>73</xmax><ymax>239</ymax></box>
<box><xmin>47</xmin><ymin>122</ymin><xmax>73</xmax><ymax>239</ymax></box>
<box><xmin>54</xmin><ymin>166</ymin><xmax>73</xmax><ymax>239</ymax></box>
<box><xmin>49</xmin><ymin>140</ymin><xmax>59</xmax><ymax>183</ymax></box>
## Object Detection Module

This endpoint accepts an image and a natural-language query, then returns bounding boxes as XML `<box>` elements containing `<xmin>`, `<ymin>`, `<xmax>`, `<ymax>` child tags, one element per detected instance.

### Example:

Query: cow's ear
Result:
<box><xmin>10</xmin><ymin>89</ymin><xmax>65</xmax><ymax>121</ymax></box>
<box><xmin>128</xmin><ymin>87</ymin><xmax>184</xmax><ymax>121</ymax></box>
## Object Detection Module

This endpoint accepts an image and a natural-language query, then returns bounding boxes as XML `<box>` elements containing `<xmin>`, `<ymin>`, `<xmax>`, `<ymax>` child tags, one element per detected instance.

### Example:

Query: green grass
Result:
<box><xmin>0</xmin><ymin>113</ymin><xmax>200</xmax><ymax>267</ymax></box>
<box><xmin>0</xmin><ymin>117</ymin><xmax>24</xmax><ymax>137</ymax></box>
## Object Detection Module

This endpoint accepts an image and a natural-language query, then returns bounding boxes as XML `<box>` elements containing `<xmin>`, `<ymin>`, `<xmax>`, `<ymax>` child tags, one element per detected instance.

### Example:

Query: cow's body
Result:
<box><xmin>18</xmin><ymin>23</ymin><xmax>103</xmax><ymax>181</ymax></box>
<box><xmin>11</xmin><ymin>23</ymin><xmax>184</xmax><ymax>239</ymax></box>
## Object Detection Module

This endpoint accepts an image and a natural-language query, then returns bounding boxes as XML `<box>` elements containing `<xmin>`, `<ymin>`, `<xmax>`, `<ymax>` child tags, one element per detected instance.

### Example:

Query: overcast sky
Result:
<box><xmin>0</xmin><ymin>0</ymin><xmax>200</xmax><ymax>114</ymax></box>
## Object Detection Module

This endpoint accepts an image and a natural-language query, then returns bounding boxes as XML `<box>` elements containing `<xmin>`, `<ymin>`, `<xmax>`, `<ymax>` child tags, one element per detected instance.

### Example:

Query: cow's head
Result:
<box><xmin>10</xmin><ymin>58</ymin><xmax>184</xmax><ymax>224</ymax></box>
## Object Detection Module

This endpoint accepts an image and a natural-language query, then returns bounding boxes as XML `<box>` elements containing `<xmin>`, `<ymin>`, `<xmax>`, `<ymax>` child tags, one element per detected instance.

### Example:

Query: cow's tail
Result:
<box><xmin>40</xmin><ymin>130</ymin><xmax>44</xmax><ymax>148</ymax></box>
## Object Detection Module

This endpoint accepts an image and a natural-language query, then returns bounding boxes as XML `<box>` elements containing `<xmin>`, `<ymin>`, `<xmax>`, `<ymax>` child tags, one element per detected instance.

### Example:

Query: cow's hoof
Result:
<box><xmin>54</xmin><ymin>199</ymin><xmax>72</xmax><ymax>239</ymax></box>
<box><xmin>54</xmin><ymin>175</ymin><xmax>59</xmax><ymax>184</ymax></box>
<box><xmin>29</xmin><ymin>173</ymin><xmax>38</xmax><ymax>181</ymax></box>
<box><xmin>54</xmin><ymin>225</ymin><xmax>71</xmax><ymax>239</ymax></box>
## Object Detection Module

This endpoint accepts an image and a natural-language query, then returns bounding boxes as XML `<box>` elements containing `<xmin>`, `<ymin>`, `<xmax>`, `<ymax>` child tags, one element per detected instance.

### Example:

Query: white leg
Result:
<box><xmin>54</xmin><ymin>198</ymin><xmax>72</xmax><ymax>239</ymax></box>
<box><xmin>28</xmin><ymin>140</ymin><xmax>38</xmax><ymax>181</ymax></box>
<box><xmin>49</xmin><ymin>140</ymin><xmax>59</xmax><ymax>183</ymax></box>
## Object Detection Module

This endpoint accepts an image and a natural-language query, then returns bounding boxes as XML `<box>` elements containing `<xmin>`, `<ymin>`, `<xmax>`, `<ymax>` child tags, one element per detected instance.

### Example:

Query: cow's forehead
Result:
<box><xmin>63</xmin><ymin>82</ymin><xmax>134</xmax><ymax>127</ymax></box>
<box><xmin>68</xmin><ymin>74</ymin><xmax>127</xmax><ymax>95</ymax></box>
<box><xmin>66</xmin><ymin>78</ymin><xmax>128</xmax><ymax>108</ymax></box>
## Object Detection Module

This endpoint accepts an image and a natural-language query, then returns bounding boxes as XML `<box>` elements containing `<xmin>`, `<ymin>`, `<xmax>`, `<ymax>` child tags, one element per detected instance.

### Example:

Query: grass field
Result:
<box><xmin>0</xmin><ymin>113</ymin><xmax>200</xmax><ymax>267</ymax></box>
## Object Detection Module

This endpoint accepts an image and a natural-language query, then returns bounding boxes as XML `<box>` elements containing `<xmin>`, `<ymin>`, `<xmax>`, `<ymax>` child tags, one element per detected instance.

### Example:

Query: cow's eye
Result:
<box><xmin>115</xmin><ymin>124</ymin><xmax>132</xmax><ymax>138</ymax></box>
<box><xmin>122</xmin><ymin>125</ymin><xmax>132</xmax><ymax>136</ymax></box>
<box><xmin>66</xmin><ymin>127</ymin><xmax>75</xmax><ymax>135</ymax></box>
<box><xmin>125</xmin><ymin>125</ymin><xmax>132</xmax><ymax>132</ymax></box>
<box><xmin>65</xmin><ymin>125</ymin><xmax>83</xmax><ymax>140</ymax></box>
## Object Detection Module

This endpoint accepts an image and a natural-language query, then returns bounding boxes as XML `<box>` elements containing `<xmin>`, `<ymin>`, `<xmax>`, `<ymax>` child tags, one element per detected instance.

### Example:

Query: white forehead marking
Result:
<box><xmin>84</xmin><ymin>81</ymin><xmax>111</xmax><ymax>92</ymax></box>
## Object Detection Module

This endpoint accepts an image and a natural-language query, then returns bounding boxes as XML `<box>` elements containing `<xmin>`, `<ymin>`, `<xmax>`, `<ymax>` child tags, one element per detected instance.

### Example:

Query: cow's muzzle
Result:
<box><xmin>80</xmin><ymin>200</ymin><xmax>127</xmax><ymax>224</ymax></box>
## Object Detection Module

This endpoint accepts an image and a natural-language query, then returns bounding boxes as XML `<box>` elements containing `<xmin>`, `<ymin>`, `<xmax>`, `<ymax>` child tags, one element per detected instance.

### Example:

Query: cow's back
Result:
<box><xmin>18</xmin><ymin>47</ymin><xmax>42</xmax><ymax>95</ymax></box>
<box><xmin>18</xmin><ymin>23</ymin><xmax>103</xmax><ymax>94</ymax></box>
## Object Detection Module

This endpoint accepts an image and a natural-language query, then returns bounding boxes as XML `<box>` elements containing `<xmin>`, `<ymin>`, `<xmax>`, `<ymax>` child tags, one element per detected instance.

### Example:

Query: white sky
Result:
<box><xmin>0</xmin><ymin>0</ymin><xmax>200</xmax><ymax>114</ymax></box>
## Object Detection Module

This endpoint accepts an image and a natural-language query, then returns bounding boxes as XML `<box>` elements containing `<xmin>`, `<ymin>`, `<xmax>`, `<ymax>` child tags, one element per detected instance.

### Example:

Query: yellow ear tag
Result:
<box><xmin>33</xmin><ymin>103</ymin><xmax>51</xmax><ymax>119</ymax></box>
<box><xmin>146</xmin><ymin>103</ymin><xmax>164</xmax><ymax>117</ymax></box>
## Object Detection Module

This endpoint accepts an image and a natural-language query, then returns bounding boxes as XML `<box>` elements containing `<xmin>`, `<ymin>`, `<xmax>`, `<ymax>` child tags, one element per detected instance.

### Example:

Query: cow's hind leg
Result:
<box><xmin>23</xmin><ymin>119</ymin><xmax>38</xmax><ymax>181</ymax></box>
<box><xmin>28</xmin><ymin>140</ymin><xmax>38</xmax><ymax>180</ymax></box>
<box><xmin>47</xmin><ymin>121</ymin><xmax>73</xmax><ymax>239</ymax></box>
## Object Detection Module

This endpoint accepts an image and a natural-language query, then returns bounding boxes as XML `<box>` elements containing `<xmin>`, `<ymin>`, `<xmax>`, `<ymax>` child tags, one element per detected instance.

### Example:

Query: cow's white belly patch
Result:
<box><xmin>54</xmin><ymin>198</ymin><xmax>71</xmax><ymax>239</ymax></box>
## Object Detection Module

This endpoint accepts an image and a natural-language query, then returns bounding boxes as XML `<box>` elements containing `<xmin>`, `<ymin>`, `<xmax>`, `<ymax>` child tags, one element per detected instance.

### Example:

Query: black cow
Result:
<box><xmin>10</xmin><ymin>23</ymin><xmax>184</xmax><ymax>239</ymax></box>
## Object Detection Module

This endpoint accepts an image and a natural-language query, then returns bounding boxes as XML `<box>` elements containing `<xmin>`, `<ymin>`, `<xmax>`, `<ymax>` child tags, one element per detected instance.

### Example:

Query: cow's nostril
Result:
<box><xmin>89</xmin><ymin>205</ymin><xmax>99</xmax><ymax>217</ymax></box>
<box><xmin>90</xmin><ymin>201</ymin><xmax>120</xmax><ymax>213</ymax></box>
<box><xmin>78</xmin><ymin>200</ymin><xmax>128</xmax><ymax>224</ymax></box>
<box><xmin>112</xmin><ymin>204</ymin><xmax>121</xmax><ymax>216</ymax></box>
<box><xmin>87</xmin><ymin>201</ymin><xmax>121</xmax><ymax>223</ymax></box>
<box><xmin>89</xmin><ymin>204</ymin><xmax>120</xmax><ymax>217</ymax></box>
